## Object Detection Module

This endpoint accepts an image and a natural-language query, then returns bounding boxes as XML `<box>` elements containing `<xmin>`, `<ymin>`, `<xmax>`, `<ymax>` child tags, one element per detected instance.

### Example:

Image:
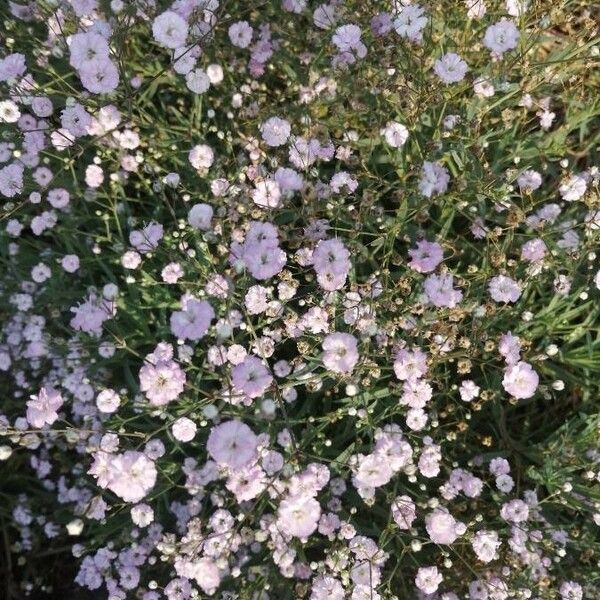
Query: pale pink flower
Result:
<box><xmin>502</xmin><ymin>361</ymin><xmax>539</xmax><ymax>399</ymax></box>
<box><xmin>26</xmin><ymin>386</ymin><xmax>63</xmax><ymax>428</ymax></box>
<box><xmin>277</xmin><ymin>494</ymin><xmax>322</xmax><ymax>538</ymax></box>
<box><xmin>206</xmin><ymin>420</ymin><xmax>258</xmax><ymax>469</ymax></box>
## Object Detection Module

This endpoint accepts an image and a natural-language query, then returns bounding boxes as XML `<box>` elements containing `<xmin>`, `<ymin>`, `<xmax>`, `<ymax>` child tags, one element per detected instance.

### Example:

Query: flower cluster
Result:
<box><xmin>0</xmin><ymin>1</ymin><xmax>599</xmax><ymax>599</ymax></box>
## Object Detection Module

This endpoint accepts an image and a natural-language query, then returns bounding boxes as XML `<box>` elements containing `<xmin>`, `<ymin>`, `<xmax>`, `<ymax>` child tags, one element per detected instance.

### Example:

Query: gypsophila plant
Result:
<box><xmin>0</xmin><ymin>0</ymin><xmax>599</xmax><ymax>598</ymax></box>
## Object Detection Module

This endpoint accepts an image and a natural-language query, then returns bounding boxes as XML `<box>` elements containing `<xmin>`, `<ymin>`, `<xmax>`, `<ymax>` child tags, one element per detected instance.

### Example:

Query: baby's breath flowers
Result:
<box><xmin>0</xmin><ymin>0</ymin><xmax>599</xmax><ymax>599</ymax></box>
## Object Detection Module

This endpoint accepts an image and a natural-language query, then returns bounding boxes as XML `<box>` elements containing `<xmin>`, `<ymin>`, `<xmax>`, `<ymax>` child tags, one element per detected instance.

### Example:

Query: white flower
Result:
<box><xmin>252</xmin><ymin>179</ymin><xmax>282</xmax><ymax>208</ymax></box>
<box><xmin>381</xmin><ymin>121</ymin><xmax>409</xmax><ymax>148</ymax></box>
<box><xmin>206</xmin><ymin>420</ymin><xmax>258</xmax><ymax>469</ymax></box>
<box><xmin>419</xmin><ymin>161</ymin><xmax>450</xmax><ymax>197</ymax></box>
<box><xmin>228</xmin><ymin>21</ymin><xmax>253</xmax><ymax>48</ymax></box>
<box><xmin>186</xmin><ymin>68</ymin><xmax>210</xmax><ymax>94</ymax></box>
<box><xmin>353</xmin><ymin>453</ymin><xmax>393</xmax><ymax>488</ymax></box>
<box><xmin>332</xmin><ymin>24</ymin><xmax>362</xmax><ymax>52</ymax></box>
<box><xmin>538</xmin><ymin>109</ymin><xmax>556</xmax><ymax>130</ymax></box>
<box><xmin>188</xmin><ymin>203</ymin><xmax>213</xmax><ymax>230</ymax></box>
<box><xmin>483</xmin><ymin>19</ymin><xmax>520</xmax><ymax>57</ymax></box>
<box><xmin>517</xmin><ymin>169</ymin><xmax>542</xmax><ymax>192</ymax></box>
<box><xmin>472</xmin><ymin>530</ymin><xmax>501</xmax><ymax>562</ymax></box>
<box><xmin>172</xmin><ymin>417</ymin><xmax>197</xmax><ymax>442</ymax></box>
<box><xmin>465</xmin><ymin>0</ymin><xmax>487</xmax><ymax>19</ymax></box>
<box><xmin>261</xmin><ymin>116</ymin><xmax>291</xmax><ymax>147</ymax></box>
<box><xmin>434</xmin><ymin>52</ymin><xmax>468</xmax><ymax>84</ymax></box>
<box><xmin>313</xmin><ymin>4</ymin><xmax>337</xmax><ymax>30</ymax></box>
<box><xmin>502</xmin><ymin>361</ymin><xmax>539</xmax><ymax>399</ymax></box>
<box><xmin>189</xmin><ymin>144</ymin><xmax>214</xmax><ymax>170</ymax></box>
<box><xmin>0</xmin><ymin>100</ymin><xmax>21</xmax><ymax>123</ymax></box>
<box><xmin>473</xmin><ymin>76</ymin><xmax>495</xmax><ymax>98</ymax></box>
<box><xmin>459</xmin><ymin>380</ymin><xmax>480</xmax><ymax>401</ymax></box>
<box><xmin>393</xmin><ymin>4</ymin><xmax>428</xmax><ymax>42</ymax></box>
<box><xmin>96</xmin><ymin>389</ymin><xmax>120</xmax><ymax>413</ymax></box>
<box><xmin>277</xmin><ymin>495</ymin><xmax>321</xmax><ymax>538</ymax></box>
<box><xmin>152</xmin><ymin>11</ymin><xmax>188</xmax><ymax>49</ymax></box>
<box><xmin>559</xmin><ymin>175</ymin><xmax>586</xmax><ymax>202</ymax></box>
<box><xmin>506</xmin><ymin>0</ymin><xmax>529</xmax><ymax>16</ymax></box>
<box><xmin>415</xmin><ymin>566</ymin><xmax>443</xmax><ymax>595</ymax></box>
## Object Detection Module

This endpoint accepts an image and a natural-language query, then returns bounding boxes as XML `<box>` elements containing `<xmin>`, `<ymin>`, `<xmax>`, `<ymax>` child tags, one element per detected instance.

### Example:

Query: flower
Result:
<box><xmin>189</xmin><ymin>144</ymin><xmax>214</xmax><ymax>170</ymax></box>
<box><xmin>425</xmin><ymin>508</ymin><xmax>463</xmax><ymax>544</ymax></box>
<box><xmin>0</xmin><ymin>163</ymin><xmax>24</xmax><ymax>198</ymax></box>
<box><xmin>381</xmin><ymin>121</ymin><xmax>409</xmax><ymax>148</ymax></box>
<box><xmin>312</xmin><ymin>238</ymin><xmax>351</xmax><ymax>291</ymax></box>
<box><xmin>408</xmin><ymin>240</ymin><xmax>443</xmax><ymax>273</ymax></box>
<box><xmin>465</xmin><ymin>0</ymin><xmax>487</xmax><ymax>19</ymax></box>
<box><xmin>228</xmin><ymin>21</ymin><xmax>253</xmax><ymax>48</ymax></box>
<box><xmin>490</xmin><ymin>457</ymin><xmax>511</xmax><ymax>476</ymax></box>
<box><xmin>252</xmin><ymin>179</ymin><xmax>282</xmax><ymax>208</ymax></box>
<box><xmin>187</xmin><ymin>203</ymin><xmax>213</xmax><ymax>230</ymax></box>
<box><xmin>99</xmin><ymin>451</ymin><xmax>157</xmax><ymax>503</ymax></box>
<box><xmin>310</xmin><ymin>576</ymin><xmax>344</xmax><ymax>600</ymax></box>
<box><xmin>70</xmin><ymin>293</ymin><xmax>114</xmax><ymax>336</ymax></box>
<box><xmin>459</xmin><ymin>380</ymin><xmax>480</xmax><ymax>402</ymax></box>
<box><xmin>226</xmin><ymin>464</ymin><xmax>266</xmax><ymax>501</ymax></box>
<box><xmin>139</xmin><ymin>349</ymin><xmax>186</xmax><ymax>406</ymax></box>
<box><xmin>521</xmin><ymin>238</ymin><xmax>547</xmax><ymax>263</ymax></box>
<box><xmin>96</xmin><ymin>389</ymin><xmax>120</xmax><ymax>413</ymax></box>
<box><xmin>418</xmin><ymin>161</ymin><xmax>450</xmax><ymax>197</ymax></box>
<box><xmin>472</xmin><ymin>530</ymin><xmax>501</xmax><ymax>562</ymax></box>
<box><xmin>517</xmin><ymin>169</ymin><xmax>542</xmax><ymax>192</ymax></box>
<box><xmin>206</xmin><ymin>420</ymin><xmax>258</xmax><ymax>469</ymax></box>
<box><xmin>277</xmin><ymin>494</ymin><xmax>322</xmax><ymax>538</ymax></box>
<box><xmin>172</xmin><ymin>417</ymin><xmax>197</xmax><ymax>442</ymax></box>
<box><xmin>261</xmin><ymin>116</ymin><xmax>291</xmax><ymax>147</ymax></box>
<box><xmin>423</xmin><ymin>273</ymin><xmax>463</xmax><ymax>308</ymax></box>
<box><xmin>391</xmin><ymin>495</ymin><xmax>416</xmax><ymax>529</ymax></box>
<box><xmin>243</xmin><ymin>241</ymin><xmax>287</xmax><ymax>280</ymax></box>
<box><xmin>170</xmin><ymin>297</ymin><xmax>214</xmax><ymax>341</ymax></box>
<box><xmin>231</xmin><ymin>355</ymin><xmax>273</xmax><ymax>398</ymax></box>
<box><xmin>322</xmin><ymin>332</ymin><xmax>359</xmax><ymax>374</ymax></box>
<box><xmin>483</xmin><ymin>19</ymin><xmax>519</xmax><ymax>57</ymax></box>
<box><xmin>60</xmin><ymin>254</ymin><xmax>80</xmax><ymax>273</ymax></box>
<box><xmin>488</xmin><ymin>275</ymin><xmax>521</xmax><ymax>303</ymax></box>
<box><xmin>0</xmin><ymin>100</ymin><xmax>21</xmax><ymax>123</ymax></box>
<box><xmin>473</xmin><ymin>76</ymin><xmax>495</xmax><ymax>98</ymax></box>
<box><xmin>415</xmin><ymin>566</ymin><xmax>443</xmax><ymax>595</ymax></box>
<box><xmin>401</xmin><ymin>379</ymin><xmax>432</xmax><ymax>408</ymax></box>
<box><xmin>152</xmin><ymin>11</ymin><xmax>188</xmax><ymax>49</ymax></box>
<box><xmin>393</xmin><ymin>4</ymin><xmax>427</xmax><ymax>42</ymax></box>
<box><xmin>314</xmin><ymin>4</ymin><xmax>338</xmax><ymax>29</ymax></box>
<box><xmin>499</xmin><ymin>331</ymin><xmax>521</xmax><ymax>364</ymax></box>
<box><xmin>393</xmin><ymin>348</ymin><xmax>428</xmax><ymax>381</ymax></box>
<box><xmin>79</xmin><ymin>58</ymin><xmax>119</xmax><ymax>94</ymax></box>
<box><xmin>161</xmin><ymin>262</ymin><xmax>184</xmax><ymax>284</ymax></box>
<box><xmin>190</xmin><ymin>558</ymin><xmax>221</xmax><ymax>595</ymax></box>
<box><xmin>0</xmin><ymin>53</ymin><xmax>26</xmax><ymax>83</ymax></box>
<box><xmin>130</xmin><ymin>503</ymin><xmax>154</xmax><ymax>527</ymax></box>
<box><xmin>500</xmin><ymin>498</ymin><xmax>529</xmax><ymax>523</ymax></box>
<box><xmin>502</xmin><ymin>361</ymin><xmax>539</xmax><ymax>399</ymax></box>
<box><xmin>353</xmin><ymin>453</ymin><xmax>393</xmax><ymax>488</ymax></box>
<box><xmin>332</xmin><ymin>24</ymin><xmax>362</xmax><ymax>52</ymax></box>
<box><xmin>434</xmin><ymin>52</ymin><xmax>468</xmax><ymax>84</ymax></box>
<box><xmin>506</xmin><ymin>0</ymin><xmax>530</xmax><ymax>16</ymax></box>
<box><xmin>85</xmin><ymin>165</ymin><xmax>104</xmax><ymax>189</ymax></box>
<box><xmin>129</xmin><ymin>222</ymin><xmax>163</xmax><ymax>254</ymax></box>
<box><xmin>26</xmin><ymin>386</ymin><xmax>63</xmax><ymax>428</ymax></box>
<box><xmin>559</xmin><ymin>174</ymin><xmax>587</xmax><ymax>202</ymax></box>
<box><xmin>185</xmin><ymin>68</ymin><xmax>210</xmax><ymax>94</ymax></box>
<box><xmin>68</xmin><ymin>32</ymin><xmax>109</xmax><ymax>69</ymax></box>
<box><xmin>559</xmin><ymin>581</ymin><xmax>583</xmax><ymax>600</ymax></box>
